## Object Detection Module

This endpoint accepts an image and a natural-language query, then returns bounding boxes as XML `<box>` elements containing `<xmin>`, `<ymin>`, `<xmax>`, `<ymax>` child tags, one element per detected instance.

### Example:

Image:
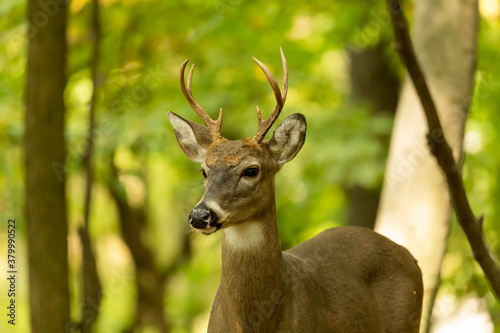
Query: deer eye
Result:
<box><xmin>242</xmin><ymin>167</ymin><xmax>259</xmax><ymax>178</ymax></box>
<box><xmin>201</xmin><ymin>169</ymin><xmax>207</xmax><ymax>178</ymax></box>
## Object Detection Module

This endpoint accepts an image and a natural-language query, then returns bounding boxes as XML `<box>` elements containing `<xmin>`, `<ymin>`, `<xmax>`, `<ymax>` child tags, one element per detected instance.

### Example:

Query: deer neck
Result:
<box><xmin>220</xmin><ymin>195</ymin><xmax>288</xmax><ymax>330</ymax></box>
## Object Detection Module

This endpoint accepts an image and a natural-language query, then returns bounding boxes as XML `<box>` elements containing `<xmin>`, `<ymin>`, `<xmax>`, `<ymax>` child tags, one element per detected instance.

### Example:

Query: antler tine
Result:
<box><xmin>252</xmin><ymin>48</ymin><xmax>288</xmax><ymax>143</ymax></box>
<box><xmin>280</xmin><ymin>47</ymin><xmax>288</xmax><ymax>103</ymax></box>
<box><xmin>179</xmin><ymin>59</ymin><xmax>223</xmax><ymax>142</ymax></box>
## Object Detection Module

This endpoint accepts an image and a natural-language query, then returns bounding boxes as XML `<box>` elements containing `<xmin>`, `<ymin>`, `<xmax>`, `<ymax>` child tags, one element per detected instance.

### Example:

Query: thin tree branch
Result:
<box><xmin>83</xmin><ymin>0</ymin><xmax>100</xmax><ymax>226</ymax></box>
<box><xmin>386</xmin><ymin>0</ymin><xmax>500</xmax><ymax>299</ymax></box>
<box><xmin>80</xmin><ymin>0</ymin><xmax>102</xmax><ymax>331</ymax></box>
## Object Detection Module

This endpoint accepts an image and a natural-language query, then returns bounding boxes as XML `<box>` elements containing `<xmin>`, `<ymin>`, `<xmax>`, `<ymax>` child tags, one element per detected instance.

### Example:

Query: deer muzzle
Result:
<box><xmin>189</xmin><ymin>202</ymin><xmax>220</xmax><ymax>232</ymax></box>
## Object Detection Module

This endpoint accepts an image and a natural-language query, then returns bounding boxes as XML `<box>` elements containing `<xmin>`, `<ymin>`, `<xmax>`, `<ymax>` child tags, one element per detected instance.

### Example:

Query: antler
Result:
<box><xmin>179</xmin><ymin>59</ymin><xmax>223</xmax><ymax>142</ymax></box>
<box><xmin>252</xmin><ymin>47</ymin><xmax>288</xmax><ymax>143</ymax></box>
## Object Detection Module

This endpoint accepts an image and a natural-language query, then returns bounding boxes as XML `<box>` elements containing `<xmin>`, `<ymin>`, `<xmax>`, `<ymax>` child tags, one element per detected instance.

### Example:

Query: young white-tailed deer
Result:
<box><xmin>168</xmin><ymin>49</ymin><xmax>423</xmax><ymax>333</ymax></box>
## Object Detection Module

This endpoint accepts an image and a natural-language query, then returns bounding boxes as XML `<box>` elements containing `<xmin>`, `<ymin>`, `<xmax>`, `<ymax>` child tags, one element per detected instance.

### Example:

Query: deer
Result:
<box><xmin>168</xmin><ymin>48</ymin><xmax>423</xmax><ymax>333</ymax></box>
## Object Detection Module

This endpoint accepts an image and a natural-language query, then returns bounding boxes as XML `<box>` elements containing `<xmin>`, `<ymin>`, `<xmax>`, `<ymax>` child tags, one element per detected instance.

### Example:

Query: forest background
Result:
<box><xmin>1</xmin><ymin>0</ymin><xmax>500</xmax><ymax>332</ymax></box>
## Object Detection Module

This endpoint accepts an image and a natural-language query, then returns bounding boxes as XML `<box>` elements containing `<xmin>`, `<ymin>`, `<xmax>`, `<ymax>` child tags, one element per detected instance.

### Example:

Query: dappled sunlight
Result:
<box><xmin>480</xmin><ymin>0</ymin><xmax>500</xmax><ymax>21</ymax></box>
<box><xmin>3</xmin><ymin>0</ymin><xmax>500</xmax><ymax>331</ymax></box>
<box><xmin>94</xmin><ymin>234</ymin><xmax>136</xmax><ymax>332</ymax></box>
<box><xmin>464</xmin><ymin>129</ymin><xmax>484</xmax><ymax>154</ymax></box>
<box><xmin>432</xmin><ymin>294</ymin><xmax>493</xmax><ymax>333</ymax></box>
<box><xmin>97</xmin><ymin>234</ymin><xmax>133</xmax><ymax>270</ymax></box>
<box><xmin>69</xmin><ymin>77</ymin><xmax>94</xmax><ymax>107</ymax></box>
<box><xmin>287</xmin><ymin>15</ymin><xmax>313</xmax><ymax>40</ymax></box>
<box><xmin>192</xmin><ymin>310</ymin><xmax>211</xmax><ymax>333</ymax></box>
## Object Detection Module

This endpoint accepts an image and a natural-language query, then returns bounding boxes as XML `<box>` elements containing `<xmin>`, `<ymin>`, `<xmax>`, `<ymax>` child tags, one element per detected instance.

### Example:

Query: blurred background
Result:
<box><xmin>0</xmin><ymin>0</ymin><xmax>499</xmax><ymax>332</ymax></box>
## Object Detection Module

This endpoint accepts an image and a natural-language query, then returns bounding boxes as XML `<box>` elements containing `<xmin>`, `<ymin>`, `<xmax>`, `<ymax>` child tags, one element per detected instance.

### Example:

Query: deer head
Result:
<box><xmin>168</xmin><ymin>49</ymin><xmax>306</xmax><ymax>235</ymax></box>
<box><xmin>168</xmin><ymin>50</ymin><xmax>423</xmax><ymax>333</ymax></box>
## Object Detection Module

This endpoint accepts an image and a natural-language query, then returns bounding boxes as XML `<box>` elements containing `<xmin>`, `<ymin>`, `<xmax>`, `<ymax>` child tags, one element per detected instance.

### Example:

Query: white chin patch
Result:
<box><xmin>198</xmin><ymin>226</ymin><xmax>218</xmax><ymax>235</ymax></box>
<box><xmin>223</xmin><ymin>222</ymin><xmax>264</xmax><ymax>251</ymax></box>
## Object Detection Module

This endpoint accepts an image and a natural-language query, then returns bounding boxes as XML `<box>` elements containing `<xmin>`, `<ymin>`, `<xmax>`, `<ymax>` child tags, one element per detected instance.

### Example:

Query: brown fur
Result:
<box><xmin>208</xmin><ymin>206</ymin><xmax>423</xmax><ymax>333</ymax></box>
<box><xmin>206</xmin><ymin>139</ymin><xmax>264</xmax><ymax>168</ymax></box>
<box><xmin>168</xmin><ymin>111</ymin><xmax>423</xmax><ymax>333</ymax></box>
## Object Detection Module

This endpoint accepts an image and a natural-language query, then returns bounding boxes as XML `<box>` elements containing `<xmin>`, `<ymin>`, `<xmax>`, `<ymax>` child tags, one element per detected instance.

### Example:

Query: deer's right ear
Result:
<box><xmin>168</xmin><ymin>111</ymin><xmax>212</xmax><ymax>163</ymax></box>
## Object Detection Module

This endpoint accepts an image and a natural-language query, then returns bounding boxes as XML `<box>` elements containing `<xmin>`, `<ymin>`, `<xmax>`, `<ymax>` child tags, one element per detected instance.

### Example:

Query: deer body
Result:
<box><xmin>169</xmin><ymin>49</ymin><xmax>423</xmax><ymax>333</ymax></box>
<box><xmin>210</xmin><ymin>225</ymin><xmax>422</xmax><ymax>332</ymax></box>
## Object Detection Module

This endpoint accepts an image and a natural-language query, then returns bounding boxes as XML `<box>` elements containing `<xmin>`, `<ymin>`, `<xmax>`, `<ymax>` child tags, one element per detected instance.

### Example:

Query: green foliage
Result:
<box><xmin>438</xmin><ymin>14</ymin><xmax>500</xmax><ymax>330</ymax></box>
<box><xmin>1</xmin><ymin>0</ymin><xmax>499</xmax><ymax>332</ymax></box>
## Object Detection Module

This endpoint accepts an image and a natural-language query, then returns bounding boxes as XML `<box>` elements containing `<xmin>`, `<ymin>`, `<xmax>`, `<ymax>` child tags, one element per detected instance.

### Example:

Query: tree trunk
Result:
<box><xmin>24</xmin><ymin>0</ymin><xmax>71</xmax><ymax>331</ymax></box>
<box><xmin>346</xmin><ymin>39</ymin><xmax>400</xmax><ymax>229</ymax></box>
<box><xmin>80</xmin><ymin>0</ymin><xmax>103</xmax><ymax>331</ymax></box>
<box><xmin>374</xmin><ymin>0</ymin><xmax>478</xmax><ymax>331</ymax></box>
<box><xmin>107</xmin><ymin>157</ymin><xmax>170</xmax><ymax>333</ymax></box>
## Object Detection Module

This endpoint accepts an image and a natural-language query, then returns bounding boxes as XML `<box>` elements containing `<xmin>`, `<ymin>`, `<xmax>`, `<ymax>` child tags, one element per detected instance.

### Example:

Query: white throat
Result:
<box><xmin>223</xmin><ymin>222</ymin><xmax>265</xmax><ymax>251</ymax></box>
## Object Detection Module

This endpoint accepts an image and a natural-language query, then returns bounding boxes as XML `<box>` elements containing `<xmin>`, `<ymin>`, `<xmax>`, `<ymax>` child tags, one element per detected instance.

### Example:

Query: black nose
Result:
<box><xmin>189</xmin><ymin>202</ymin><xmax>218</xmax><ymax>229</ymax></box>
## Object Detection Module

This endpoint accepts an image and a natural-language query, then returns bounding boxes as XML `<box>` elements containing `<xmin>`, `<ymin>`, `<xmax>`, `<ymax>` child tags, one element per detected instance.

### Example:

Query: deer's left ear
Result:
<box><xmin>268</xmin><ymin>113</ymin><xmax>307</xmax><ymax>165</ymax></box>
